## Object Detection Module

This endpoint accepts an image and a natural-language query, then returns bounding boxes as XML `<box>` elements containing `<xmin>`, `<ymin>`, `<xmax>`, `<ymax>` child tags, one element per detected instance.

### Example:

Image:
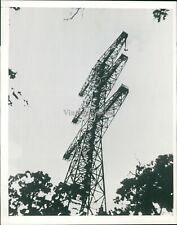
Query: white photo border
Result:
<box><xmin>1</xmin><ymin>1</ymin><xmax>177</xmax><ymax>224</ymax></box>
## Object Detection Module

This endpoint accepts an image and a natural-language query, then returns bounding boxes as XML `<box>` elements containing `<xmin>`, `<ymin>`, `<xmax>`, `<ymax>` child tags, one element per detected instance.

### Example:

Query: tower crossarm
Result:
<box><xmin>72</xmin><ymin>54</ymin><xmax>128</xmax><ymax>124</ymax></box>
<box><xmin>78</xmin><ymin>31</ymin><xmax>128</xmax><ymax>97</ymax></box>
<box><xmin>99</xmin><ymin>84</ymin><xmax>129</xmax><ymax>135</ymax></box>
<box><xmin>63</xmin><ymin>123</ymin><xmax>87</xmax><ymax>160</ymax></box>
<box><xmin>63</xmin><ymin>133</ymin><xmax>85</xmax><ymax>160</ymax></box>
<box><xmin>102</xmin><ymin>84</ymin><xmax>129</xmax><ymax>114</ymax></box>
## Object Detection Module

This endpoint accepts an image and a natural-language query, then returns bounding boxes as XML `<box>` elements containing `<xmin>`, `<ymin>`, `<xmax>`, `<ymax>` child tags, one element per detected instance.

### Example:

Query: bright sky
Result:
<box><xmin>8</xmin><ymin>7</ymin><xmax>174</xmax><ymax>211</ymax></box>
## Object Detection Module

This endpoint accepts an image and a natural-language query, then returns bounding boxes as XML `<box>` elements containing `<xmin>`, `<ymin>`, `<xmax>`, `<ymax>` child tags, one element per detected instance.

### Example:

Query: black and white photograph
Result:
<box><xmin>1</xmin><ymin>1</ymin><xmax>177</xmax><ymax>224</ymax></box>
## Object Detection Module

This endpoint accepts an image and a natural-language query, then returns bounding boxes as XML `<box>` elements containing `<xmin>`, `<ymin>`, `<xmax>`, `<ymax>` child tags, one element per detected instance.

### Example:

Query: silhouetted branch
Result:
<box><xmin>64</xmin><ymin>8</ymin><xmax>82</xmax><ymax>21</ymax></box>
<box><xmin>10</xmin><ymin>7</ymin><xmax>21</xmax><ymax>11</ymax></box>
<box><xmin>8</xmin><ymin>69</ymin><xmax>29</xmax><ymax>107</ymax></box>
<box><xmin>8</xmin><ymin>95</ymin><xmax>13</xmax><ymax>106</ymax></box>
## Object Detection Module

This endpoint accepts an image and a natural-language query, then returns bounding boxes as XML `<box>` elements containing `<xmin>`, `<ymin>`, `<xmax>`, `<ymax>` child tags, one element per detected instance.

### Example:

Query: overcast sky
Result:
<box><xmin>8</xmin><ymin>7</ymin><xmax>174</xmax><ymax>211</ymax></box>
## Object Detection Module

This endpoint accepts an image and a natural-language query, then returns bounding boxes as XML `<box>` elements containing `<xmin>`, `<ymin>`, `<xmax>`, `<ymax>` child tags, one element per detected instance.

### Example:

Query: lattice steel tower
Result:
<box><xmin>60</xmin><ymin>31</ymin><xmax>129</xmax><ymax>215</ymax></box>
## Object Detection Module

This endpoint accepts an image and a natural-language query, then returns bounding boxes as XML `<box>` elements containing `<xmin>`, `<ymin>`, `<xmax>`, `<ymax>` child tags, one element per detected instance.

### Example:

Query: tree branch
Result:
<box><xmin>64</xmin><ymin>8</ymin><xmax>81</xmax><ymax>21</ymax></box>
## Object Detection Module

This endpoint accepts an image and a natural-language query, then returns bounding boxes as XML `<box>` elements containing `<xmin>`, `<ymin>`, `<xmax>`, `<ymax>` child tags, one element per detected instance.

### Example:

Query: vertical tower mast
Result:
<box><xmin>61</xmin><ymin>32</ymin><xmax>129</xmax><ymax>215</ymax></box>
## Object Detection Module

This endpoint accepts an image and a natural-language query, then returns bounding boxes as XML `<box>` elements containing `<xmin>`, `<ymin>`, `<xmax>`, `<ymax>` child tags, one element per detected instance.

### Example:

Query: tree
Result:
<box><xmin>8</xmin><ymin>68</ymin><xmax>29</xmax><ymax>107</ymax></box>
<box><xmin>153</xmin><ymin>9</ymin><xmax>169</xmax><ymax>22</ymax></box>
<box><xmin>111</xmin><ymin>154</ymin><xmax>173</xmax><ymax>215</ymax></box>
<box><xmin>9</xmin><ymin>171</ymin><xmax>70</xmax><ymax>215</ymax></box>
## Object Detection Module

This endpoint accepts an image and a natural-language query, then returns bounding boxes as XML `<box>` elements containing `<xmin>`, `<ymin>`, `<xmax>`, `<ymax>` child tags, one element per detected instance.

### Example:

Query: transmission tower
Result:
<box><xmin>60</xmin><ymin>31</ymin><xmax>129</xmax><ymax>215</ymax></box>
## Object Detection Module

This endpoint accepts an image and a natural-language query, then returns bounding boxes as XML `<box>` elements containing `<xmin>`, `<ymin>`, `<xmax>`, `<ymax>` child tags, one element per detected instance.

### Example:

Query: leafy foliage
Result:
<box><xmin>111</xmin><ymin>154</ymin><xmax>173</xmax><ymax>215</ymax></box>
<box><xmin>8</xmin><ymin>69</ymin><xmax>29</xmax><ymax>107</ymax></box>
<box><xmin>9</xmin><ymin>171</ymin><xmax>70</xmax><ymax>215</ymax></box>
<box><xmin>9</xmin><ymin>69</ymin><xmax>17</xmax><ymax>79</ymax></box>
<box><xmin>153</xmin><ymin>9</ymin><xmax>169</xmax><ymax>22</ymax></box>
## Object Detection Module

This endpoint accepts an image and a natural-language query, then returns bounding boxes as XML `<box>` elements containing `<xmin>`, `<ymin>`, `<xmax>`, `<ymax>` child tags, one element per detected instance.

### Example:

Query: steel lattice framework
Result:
<box><xmin>60</xmin><ymin>31</ymin><xmax>129</xmax><ymax>215</ymax></box>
